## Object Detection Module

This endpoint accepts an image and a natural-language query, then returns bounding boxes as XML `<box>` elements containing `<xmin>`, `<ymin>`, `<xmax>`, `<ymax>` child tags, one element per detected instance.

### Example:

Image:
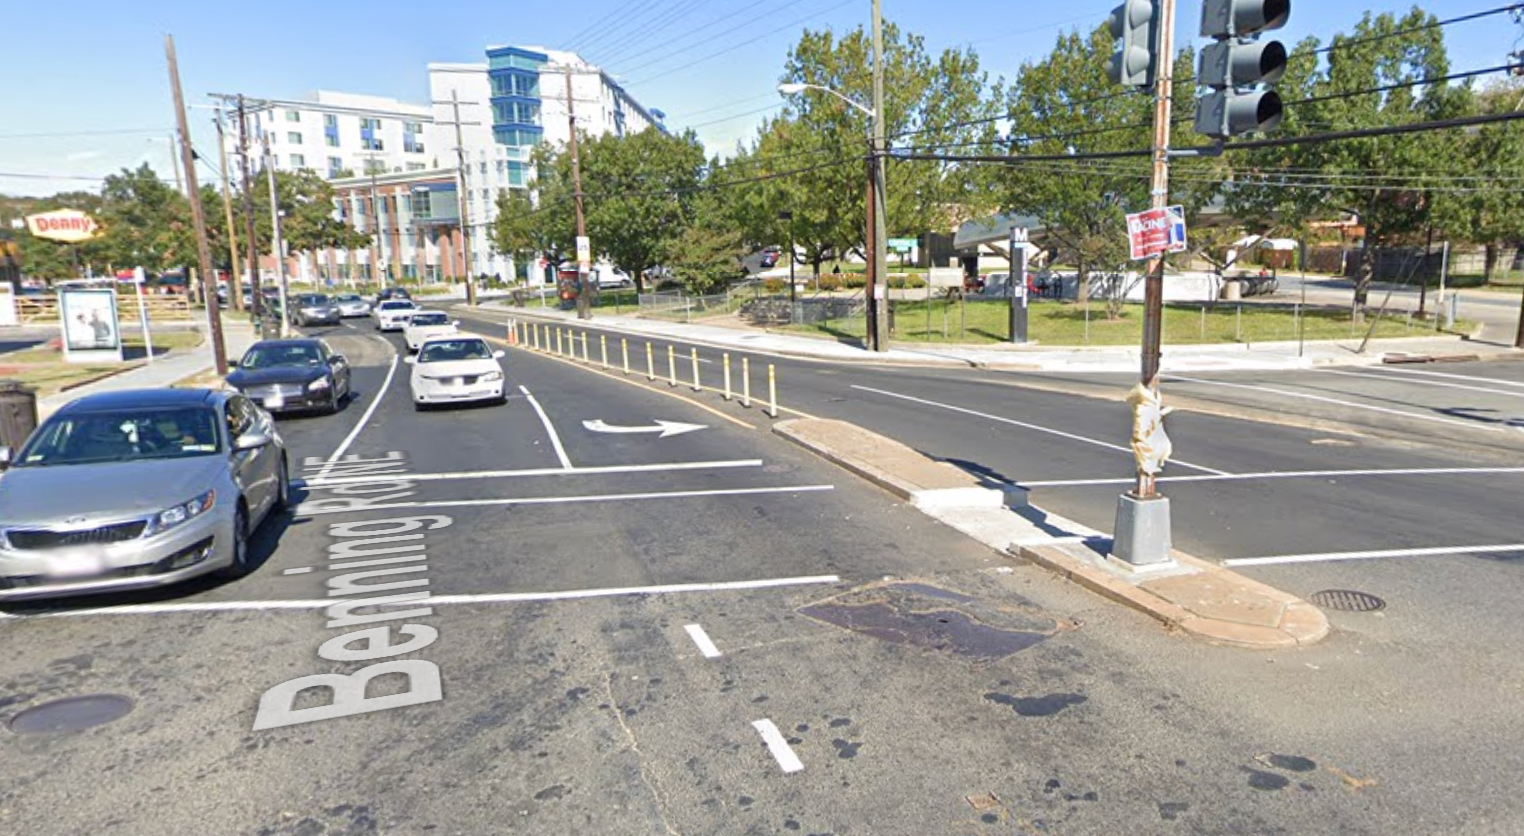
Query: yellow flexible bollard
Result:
<box><xmin>555</xmin><ymin>327</ymin><xmax>563</xmax><ymax>356</ymax></box>
<box><xmin>667</xmin><ymin>345</ymin><xmax>678</xmax><ymax>387</ymax></box>
<box><xmin>600</xmin><ymin>334</ymin><xmax>609</xmax><ymax>369</ymax></box>
<box><xmin>690</xmin><ymin>347</ymin><xmax>701</xmax><ymax>392</ymax></box>
<box><xmin>722</xmin><ymin>353</ymin><xmax>732</xmax><ymax>401</ymax></box>
<box><xmin>646</xmin><ymin>342</ymin><xmax>655</xmax><ymax>380</ymax></box>
<box><xmin>622</xmin><ymin>338</ymin><xmax>631</xmax><ymax>375</ymax></box>
<box><xmin>581</xmin><ymin>331</ymin><xmax>590</xmax><ymax>363</ymax></box>
<box><xmin>741</xmin><ymin>356</ymin><xmax>752</xmax><ymax>408</ymax></box>
<box><xmin>767</xmin><ymin>364</ymin><xmax>778</xmax><ymax>418</ymax></box>
<box><xmin>530</xmin><ymin>323</ymin><xmax>539</xmax><ymax>350</ymax></box>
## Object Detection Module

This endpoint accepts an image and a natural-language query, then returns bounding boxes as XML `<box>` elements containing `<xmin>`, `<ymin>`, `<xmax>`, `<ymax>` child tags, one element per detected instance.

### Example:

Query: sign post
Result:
<box><xmin>1009</xmin><ymin>228</ymin><xmax>1030</xmax><ymax>345</ymax></box>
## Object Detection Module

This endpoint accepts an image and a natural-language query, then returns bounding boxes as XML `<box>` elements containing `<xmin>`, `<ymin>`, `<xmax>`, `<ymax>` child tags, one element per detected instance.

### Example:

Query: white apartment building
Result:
<box><xmin>429</xmin><ymin>45</ymin><xmax>665</xmax><ymax>281</ymax></box>
<box><xmin>235</xmin><ymin>91</ymin><xmax>445</xmax><ymax>180</ymax></box>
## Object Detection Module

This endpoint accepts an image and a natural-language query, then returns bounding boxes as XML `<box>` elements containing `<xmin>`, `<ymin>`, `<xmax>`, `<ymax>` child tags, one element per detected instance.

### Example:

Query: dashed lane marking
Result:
<box><xmin>310</xmin><ymin>352</ymin><xmax>400</xmax><ymax>479</ymax></box>
<box><xmin>684</xmin><ymin>624</ymin><xmax>723</xmax><ymax>658</ymax></box>
<box><xmin>296</xmin><ymin>459</ymin><xmax>766</xmax><ymax>488</ymax></box>
<box><xmin>1223</xmin><ymin>543</ymin><xmax>1524</xmax><ymax>568</ymax></box>
<box><xmin>752</xmin><ymin>719</ymin><xmax>805</xmax><ymax>773</ymax></box>
<box><xmin>519</xmin><ymin>385</ymin><xmax>573</xmax><ymax>469</ymax></box>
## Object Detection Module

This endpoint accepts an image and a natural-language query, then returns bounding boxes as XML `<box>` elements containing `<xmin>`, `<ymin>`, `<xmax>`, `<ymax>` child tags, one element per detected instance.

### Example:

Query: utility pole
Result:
<box><xmin>867</xmin><ymin>0</ymin><xmax>889</xmax><ymax>351</ymax></box>
<box><xmin>236</xmin><ymin>96</ymin><xmax>264</xmax><ymax>324</ymax></box>
<box><xmin>567</xmin><ymin>67</ymin><xmax>592</xmax><ymax>321</ymax></box>
<box><xmin>262</xmin><ymin>137</ymin><xmax>291</xmax><ymax>338</ymax></box>
<box><xmin>451</xmin><ymin>91</ymin><xmax>477</xmax><ymax>306</ymax></box>
<box><xmin>165</xmin><ymin>35</ymin><xmax>227</xmax><ymax>376</ymax></box>
<box><xmin>1137</xmin><ymin>0</ymin><xmax>1176</xmax><ymax>495</ymax></box>
<box><xmin>169</xmin><ymin>133</ymin><xmax>185</xmax><ymax>196</ymax></box>
<box><xmin>213</xmin><ymin>112</ymin><xmax>243</xmax><ymax>313</ymax></box>
<box><xmin>366</xmin><ymin>158</ymin><xmax>387</xmax><ymax>285</ymax></box>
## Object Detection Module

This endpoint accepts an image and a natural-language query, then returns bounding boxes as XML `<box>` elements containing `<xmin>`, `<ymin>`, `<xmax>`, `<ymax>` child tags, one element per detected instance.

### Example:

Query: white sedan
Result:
<box><xmin>374</xmin><ymin>299</ymin><xmax>417</xmax><ymax>332</ymax></box>
<box><xmin>406</xmin><ymin>337</ymin><xmax>506</xmax><ymax>409</ymax></box>
<box><xmin>403</xmin><ymin>310</ymin><xmax>460</xmax><ymax>352</ymax></box>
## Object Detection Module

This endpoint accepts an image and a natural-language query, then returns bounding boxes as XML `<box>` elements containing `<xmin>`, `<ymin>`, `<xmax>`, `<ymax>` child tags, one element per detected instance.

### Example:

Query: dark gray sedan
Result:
<box><xmin>225</xmin><ymin>339</ymin><xmax>352</xmax><ymax>415</ymax></box>
<box><xmin>291</xmin><ymin>293</ymin><xmax>341</xmax><ymax>327</ymax></box>
<box><xmin>0</xmin><ymin>388</ymin><xmax>288</xmax><ymax>600</ymax></box>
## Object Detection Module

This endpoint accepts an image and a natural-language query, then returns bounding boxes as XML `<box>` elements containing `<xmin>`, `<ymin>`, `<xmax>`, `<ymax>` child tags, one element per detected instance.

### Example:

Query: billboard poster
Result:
<box><xmin>59</xmin><ymin>288</ymin><xmax>124</xmax><ymax>364</ymax></box>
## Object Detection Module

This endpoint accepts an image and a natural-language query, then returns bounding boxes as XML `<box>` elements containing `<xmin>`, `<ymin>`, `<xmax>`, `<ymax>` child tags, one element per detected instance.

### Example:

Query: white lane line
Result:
<box><xmin>1368</xmin><ymin>366</ymin><xmax>1524</xmax><ymax>389</ymax></box>
<box><xmin>850</xmin><ymin>384</ymin><xmax>1230</xmax><ymax>476</ymax></box>
<box><xmin>294</xmin><ymin>484</ymin><xmax>835</xmax><ymax>516</ymax></box>
<box><xmin>297</xmin><ymin>459</ymin><xmax>765</xmax><ymax>488</ymax></box>
<box><xmin>1224</xmin><ymin>543</ymin><xmax>1524</xmax><ymax>568</ymax></box>
<box><xmin>1164</xmin><ymin>375</ymin><xmax>1506</xmax><ymax>433</ymax></box>
<box><xmin>312</xmin><ymin>353</ymin><xmax>401</xmax><ymax>479</ymax></box>
<box><xmin>519</xmin><ymin>385</ymin><xmax>573</xmax><ymax>470</ymax></box>
<box><xmin>1020</xmin><ymin>465</ymin><xmax>1524</xmax><ymax>488</ymax></box>
<box><xmin>0</xmin><ymin>575</ymin><xmax>843</xmax><ymax>620</ymax></box>
<box><xmin>684</xmin><ymin>624</ymin><xmax>723</xmax><ymax>658</ymax></box>
<box><xmin>751</xmin><ymin>719</ymin><xmax>805</xmax><ymax>773</ymax></box>
<box><xmin>1318</xmin><ymin>368</ymin><xmax>1524</xmax><ymax>399</ymax></box>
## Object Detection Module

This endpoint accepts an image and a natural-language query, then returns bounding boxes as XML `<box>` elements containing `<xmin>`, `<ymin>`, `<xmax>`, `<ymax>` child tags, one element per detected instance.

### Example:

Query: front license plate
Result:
<box><xmin>48</xmin><ymin>548</ymin><xmax>108</xmax><ymax>579</ymax></box>
<box><xmin>264</xmin><ymin>394</ymin><xmax>285</xmax><ymax>410</ymax></box>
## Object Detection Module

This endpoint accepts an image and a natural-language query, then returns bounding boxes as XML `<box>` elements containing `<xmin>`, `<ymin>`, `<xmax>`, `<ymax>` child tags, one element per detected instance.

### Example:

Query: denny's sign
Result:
<box><xmin>26</xmin><ymin>209</ymin><xmax>100</xmax><ymax>243</ymax></box>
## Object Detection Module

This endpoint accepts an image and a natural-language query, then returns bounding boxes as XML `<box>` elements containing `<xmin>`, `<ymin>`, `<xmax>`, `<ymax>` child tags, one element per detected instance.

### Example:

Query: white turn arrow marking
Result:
<box><xmin>582</xmin><ymin>419</ymin><xmax>708</xmax><ymax>438</ymax></box>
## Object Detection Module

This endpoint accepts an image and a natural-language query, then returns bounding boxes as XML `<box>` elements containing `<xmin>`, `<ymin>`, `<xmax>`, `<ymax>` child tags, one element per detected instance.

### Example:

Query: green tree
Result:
<box><xmin>667</xmin><ymin>187</ymin><xmax>748</xmax><ymax>294</ymax></box>
<box><xmin>578</xmin><ymin>128</ymin><xmax>707</xmax><ymax>291</ymax></box>
<box><xmin>94</xmin><ymin>164</ymin><xmax>195</xmax><ymax>273</ymax></box>
<box><xmin>491</xmin><ymin>144</ymin><xmax>576</xmax><ymax>274</ymax></box>
<box><xmin>1431</xmin><ymin>79</ymin><xmax>1524</xmax><ymax>281</ymax></box>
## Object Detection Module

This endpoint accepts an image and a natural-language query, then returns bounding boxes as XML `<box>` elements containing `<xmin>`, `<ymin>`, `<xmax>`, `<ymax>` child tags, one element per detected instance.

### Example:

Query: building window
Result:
<box><xmin>286</xmin><ymin>110</ymin><xmax>301</xmax><ymax>122</ymax></box>
<box><xmin>290</xmin><ymin>153</ymin><xmax>307</xmax><ymax>168</ymax></box>
<box><xmin>327</xmin><ymin>134</ymin><xmax>339</xmax><ymax>147</ymax></box>
<box><xmin>507</xmin><ymin>161</ymin><xmax>527</xmax><ymax>187</ymax></box>
<box><xmin>328</xmin><ymin>157</ymin><xmax>343</xmax><ymax>178</ymax></box>
<box><xmin>324</xmin><ymin>114</ymin><xmax>337</xmax><ymax>127</ymax></box>
<box><xmin>406</xmin><ymin>162</ymin><xmax>426</xmax><ymax>172</ymax></box>
<box><xmin>363</xmin><ymin>158</ymin><xmax>385</xmax><ymax>175</ymax></box>
<box><xmin>361</xmin><ymin>118</ymin><xmax>384</xmax><ymax>151</ymax></box>
<box><xmin>287</xmin><ymin>132</ymin><xmax>302</xmax><ymax>145</ymax></box>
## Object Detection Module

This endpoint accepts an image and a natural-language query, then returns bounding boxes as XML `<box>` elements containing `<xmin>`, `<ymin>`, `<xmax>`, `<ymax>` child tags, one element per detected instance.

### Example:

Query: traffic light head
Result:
<box><xmin>1200</xmin><ymin>0</ymin><xmax>1290</xmax><ymax>39</ymax></box>
<box><xmin>1106</xmin><ymin>0</ymin><xmax>1159</xmax><ymax>88</ymax></box>
<box><xmin>1194</xmin><ymin>89</ymin><xmax>1284</xmax><ymax>139</ymax></box>
<box><xmin>1198</xmin><ymin>39</ymin><xmax>1288</xmax><ymax>88</ymax></box>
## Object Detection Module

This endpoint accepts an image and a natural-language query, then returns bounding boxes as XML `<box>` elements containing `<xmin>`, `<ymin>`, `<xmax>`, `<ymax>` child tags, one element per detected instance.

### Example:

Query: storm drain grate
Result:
<box><xmin>1310</xmin><ymin>590</ymin><xmax>1386</xmax><ymax>613</ymax></box>
<box><xmin>6</xmin><ymin>694</ymin><xmax>135</xmax><ymax>735</ymax></box>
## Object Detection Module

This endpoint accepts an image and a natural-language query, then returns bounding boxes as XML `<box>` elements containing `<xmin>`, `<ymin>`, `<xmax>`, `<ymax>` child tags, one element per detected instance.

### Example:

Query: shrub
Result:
<box><xmin>762</xmin><ymin>278</ymin><xmax>786</xmax><ymax>294</ymax></box>
<box><xmin>817</xmin><ymin>275</ymin><xmax>843</xmax><ymax>292</ymax></box>
<box><xmin>888</xmin><ymin>275</ymin><xmax>927</xmax><ymax>289</ymax></box>
<box><xmin>841</xmin><ymin>274</ymin><xmax>868</xmax><ymax>289</ymax></box>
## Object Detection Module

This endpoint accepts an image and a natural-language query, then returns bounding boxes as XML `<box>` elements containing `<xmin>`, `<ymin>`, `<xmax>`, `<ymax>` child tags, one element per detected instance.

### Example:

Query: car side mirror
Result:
<box><xmin>403</xmin><ymin>356</ymin><xmax>417</xmax><ymax>365</ymax></box>
<box><xmin>492</xmin><ymin>350</ymin><xmax>505</xmax><ymax>359</ymax></box>
<box><xmin>233</xmin><ymin>431</ymin><xmax>273</xmax><ymax>451</ymax></box>
<box><xmin>329</xmin><ymin>355</ymin><xmax>347</xmax><ymax>366</ymax></box>
<box><xmin>0</xmin><ymin>446</ymin><xmax>11</xmax><ymax>469</ymax></box>
<box><xmin>453</xmin><ymin>320</ymin><xmax>461</xmax><ymax>327</ymax></box>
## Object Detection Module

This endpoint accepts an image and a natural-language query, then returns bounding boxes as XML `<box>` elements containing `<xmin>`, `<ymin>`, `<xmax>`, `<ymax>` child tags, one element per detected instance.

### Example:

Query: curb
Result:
<box><xmin>774</xmin><ymin>416</ymin><xmax>1329</xmax><ymax>650</ymax></box>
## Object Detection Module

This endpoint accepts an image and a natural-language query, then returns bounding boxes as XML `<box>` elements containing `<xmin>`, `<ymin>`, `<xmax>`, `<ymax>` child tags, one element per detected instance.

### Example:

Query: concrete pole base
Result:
<box><xmin>1108</xmin><ymin>492</ymin><xmax>1175</xmax><ymax>570</ymax></box>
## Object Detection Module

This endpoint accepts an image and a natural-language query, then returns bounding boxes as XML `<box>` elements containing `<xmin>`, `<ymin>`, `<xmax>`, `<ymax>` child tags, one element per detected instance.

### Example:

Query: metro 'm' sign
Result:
<box><xmin>25</xmin><ymin>209</ymin><xmax>101</xmax><ymax>243</ymax></box>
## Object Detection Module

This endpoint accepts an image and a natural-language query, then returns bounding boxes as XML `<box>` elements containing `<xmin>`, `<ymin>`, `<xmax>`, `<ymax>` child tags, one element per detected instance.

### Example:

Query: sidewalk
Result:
<box><xmin>37</xmin><ymin>319</ymin><xmax>257</xmax><ymax>420</ymax></box>
<box><xmin>476</xmin><ymin>300</ymin><xmax>1520</xmax><ymax>373</ymax></box>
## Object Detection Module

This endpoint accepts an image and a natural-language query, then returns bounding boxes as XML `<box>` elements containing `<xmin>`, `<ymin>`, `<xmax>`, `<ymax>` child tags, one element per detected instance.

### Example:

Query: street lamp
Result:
<box><xmin>778</xmin><ymin>210</ymin><xmax>796</xmax><ymax>322</ymax></box>
<box><xmin>777</xmin><ymin>79</ymin><xmax>888</xmax><ymax>351</ymax></box>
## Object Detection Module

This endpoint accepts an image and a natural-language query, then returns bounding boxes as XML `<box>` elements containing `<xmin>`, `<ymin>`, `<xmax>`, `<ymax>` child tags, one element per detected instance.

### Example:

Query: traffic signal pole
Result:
<box><xmin>1138</xmin><ymin>0</ymin><xmax>1176</xmax><ymax>499</ymax></box>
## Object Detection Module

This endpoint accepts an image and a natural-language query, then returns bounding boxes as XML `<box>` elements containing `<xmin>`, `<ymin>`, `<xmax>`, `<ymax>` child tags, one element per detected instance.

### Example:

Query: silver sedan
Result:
<box><xmin>0</xmin><ymin>388</ymin><xmax>288</xmax><ymax>601</ymax></box>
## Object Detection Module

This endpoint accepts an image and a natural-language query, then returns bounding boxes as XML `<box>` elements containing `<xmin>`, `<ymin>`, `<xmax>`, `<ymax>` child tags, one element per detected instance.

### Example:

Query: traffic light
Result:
<box><xmin>1107</xmin><ymin>0</ymin><xmax>1160</xmax><ymax>89</ymax></box>
<box><xmin>1194</xmin><ymin>0</ymin><xmax>1291</xmax><ymax>139</ymax></box>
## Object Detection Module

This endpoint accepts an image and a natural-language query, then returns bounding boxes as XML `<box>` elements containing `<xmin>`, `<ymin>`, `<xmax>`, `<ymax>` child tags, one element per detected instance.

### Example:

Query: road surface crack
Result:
<box><xmin>604</xmin><ymin>671</ymin><xmax>684</xmax><ymax>836</ymax></box>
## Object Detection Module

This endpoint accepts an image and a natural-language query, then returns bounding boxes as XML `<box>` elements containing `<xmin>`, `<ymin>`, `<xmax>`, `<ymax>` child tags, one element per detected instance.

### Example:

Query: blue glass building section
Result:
<box><xmin>487</xmin><ymin>46</ymin><xmax>546</xmax><ymax>150</ymax></box>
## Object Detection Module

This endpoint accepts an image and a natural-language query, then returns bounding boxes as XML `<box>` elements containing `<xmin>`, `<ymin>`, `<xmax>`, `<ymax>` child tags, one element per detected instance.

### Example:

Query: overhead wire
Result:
<box><xmin>623</xmin><ymin>0</ymin><xmax>855</xmax><ymax>87</ymax></box>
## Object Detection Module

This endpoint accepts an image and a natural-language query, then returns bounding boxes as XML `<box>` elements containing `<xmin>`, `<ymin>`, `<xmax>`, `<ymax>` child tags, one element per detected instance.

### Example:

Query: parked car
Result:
<box><xmin>759</xmin><ymin>246</ymin><xmax>781</xmax><ymax>269</ymax></box>
<box><xmin>403</xmin><ymin>310</ymin><xmax>459</xmax><ymax>352</ymax></box>
<box><xmin>0</xmin><ymin>388</ymin><xmax>288</xmax><ymax>600</ymax></box>
<box><xmin>406</xmin><ymin>336</ymin><xmax>506</xmax><ymax>410</ymax></box>
<box><xmin>594</xmin><ymin>266</ymin><xmax>634</xmax><ymax>289</ymax></box>
<box><xmin>290</xmin><ymin>293</ymin><xmax>341</xmax><ymax>327</ymax></box>
<box><xmin>373</xmin><ymin>299</ymin><xmax>418</xmax><ymax>332</ymax></box>
<box><xmin>333</xmin><ymin>293</ymin><xmax>372</xmax><ymax>318</ymax></box>
<box><xmin>225</xmin><ymin>338</ymin><xmax>352</xmax><ymax>415</ymax></box>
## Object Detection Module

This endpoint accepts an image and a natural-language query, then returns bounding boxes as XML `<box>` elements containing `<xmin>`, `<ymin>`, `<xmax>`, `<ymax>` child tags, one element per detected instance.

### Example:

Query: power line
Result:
<box><xmin>624</xmin><ymin>0</ymin><xmax>855</xmax><ymax>87</ymax></box>
<box><xmin>1313</xmin><ymin>3</ymin><xmax>1524</xmax><ymax>56</ymax></box>
<box><xmin>0</xmin><ymin>127</ymin><xmax>172</xmax><ymax>140</ymax></box>
<box><xmin>1289</xmin><ymin>63</ymin><xmax>1522</xmax><ymax>107</ymax></box>
<box><xmin>685</xmin><ymin>103</ymin><xmax>785</xmax><ymax>130</ymax></box>
<box><xmin>600</xmin><ymin>0</ymin><xmax>814</xmax><ymax>72</ymax></box>
<box><xmin>592</xmin><ymin>0</ymin><xmax>712</xmax><ymax>65</ymax></box>
<box><xmin>570</xmin><ymin>0</ymin><xmax>669</xmax><ymax>55</ymax></box>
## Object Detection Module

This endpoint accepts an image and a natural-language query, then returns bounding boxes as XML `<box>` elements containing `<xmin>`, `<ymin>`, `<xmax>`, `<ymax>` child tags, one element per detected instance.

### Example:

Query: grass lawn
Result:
<box><xmin>0</xmin><ymin>329</ymin><xmax>207</xmax><ymax>399</ymax></box>
<box><xmin>0</xmin><ymin>329</ymin><xmax>202</xmax><ymax>364</ymax></box>
<box><xmin>782</xmin><ymin>299</ymin><xmax>1462</xmax><ymax>347</ymax></box>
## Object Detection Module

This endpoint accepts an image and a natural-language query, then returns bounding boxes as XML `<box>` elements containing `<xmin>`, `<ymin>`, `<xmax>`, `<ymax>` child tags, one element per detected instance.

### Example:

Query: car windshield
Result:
<box><xmin>336</xmin><ymin>294</ymin><xmax>361</xmax><ymax>303</ymax></box>
<box><xmin>299</xmin><ymin>295</ymin><xmax>330</xmax><ymax>305</ymax></box>
<box><xmin>15</xmin><ymin>406</ymin><xmax>223</xmax><ymax>467</ymax></box>
<box><xmin>410</xmin><ymin>313</ymin><xmax>449</xmax><ymax>326</ymax></box>
<box><xmin>380</xmin><ymin>301</ymin><xmax>415</xmax><ymax>310</ymax></box>
<box><xmin>418</xmin><ymin>339</ymin><xmax>492</xmax><ymax>363</ymax></box>
<box><xmin>240</xmin><ymin>344</ymin><xmax>323</xmax><ymax>369</ymax></box>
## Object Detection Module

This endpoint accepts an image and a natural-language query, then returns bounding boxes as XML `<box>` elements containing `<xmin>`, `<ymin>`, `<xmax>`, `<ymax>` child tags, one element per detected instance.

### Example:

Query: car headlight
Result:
<box><xmin>481</xmin><ymin>371</ymin><xmax>503</xmax><ymax>382</ymax></box>
<box><xmin>146</xmin><ymin>490</ymin><xmax>216</xmax><ymax>536</ymax></box>
<box><xmin>308</xmin><ymin>377</ymin><xmax>332</xmax><ymax>391</ymax></box>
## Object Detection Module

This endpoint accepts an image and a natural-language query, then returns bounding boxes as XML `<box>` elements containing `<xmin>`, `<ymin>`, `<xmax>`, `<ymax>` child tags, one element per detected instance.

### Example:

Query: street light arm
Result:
<box><xmin>777</xmin><ymin>83</ymin><xmax>875</xmax><ymax>119</ymax></box>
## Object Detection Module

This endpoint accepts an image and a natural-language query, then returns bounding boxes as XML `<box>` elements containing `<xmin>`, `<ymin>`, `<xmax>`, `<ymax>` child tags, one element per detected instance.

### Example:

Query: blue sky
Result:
<box><xmin>2</xmin><ymin>0</ymin><xmax>1518</xmax><ymax>197</ymax></box>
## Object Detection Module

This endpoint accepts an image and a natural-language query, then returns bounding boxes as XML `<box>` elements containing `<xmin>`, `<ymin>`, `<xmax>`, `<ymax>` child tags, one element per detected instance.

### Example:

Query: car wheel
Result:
<box><xmin>273</xmin><ymin>455</ymin><xmax>290</xmax><ymax>511</ymax></box>
<box><xmin>325</xmin><ymin>385</ymin><xmax>340</xmax><ymax>415</ymax></box>
<box><xmin>215</xmin><ymin>505</ymin><xmax>252</xmax><ymax>579</ymax></box>
<box><xmin>414</xmin><ymin>400</ymin><xmax>428</xmax><ymax>412</ymax></box>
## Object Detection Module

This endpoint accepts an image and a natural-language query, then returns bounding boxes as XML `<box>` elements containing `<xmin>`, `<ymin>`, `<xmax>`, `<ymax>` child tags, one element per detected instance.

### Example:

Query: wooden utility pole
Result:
<box><xmin>236</xmin><ymin>96</ymin><xmax>263</xmax><ymax>321</ymax></box>
<box><xmin>867</xmin><ymin>0</ymin><xmax>889</xmax><ymax>351</ymax></box>
<box><xmin>566</xmin><ymin>67</ymin><xmax>591</xmax><ymax>320</ymax></box>
<box><xmin>450</xmin><ymin>91</ymin><xmax>476</xmax><ymax>305</ymax></box>
<box><xmin>165</xmin><ymin>34</ymin><xmax>227</xmax><ymax>375</ymax></box>
<box><xmin>1136</xmin><ymin>0</ymin><xmax>1176</xmax><ymax>499</ymax></box>
<box><xmin>213</xmin><ymin>112</ymin><xmax>243</xmax><ymax>313</ymax></box>
<box><xmin>262</xmin><ymin>136</ymin><xmax>291</xmax><ymax>338</ymax></box>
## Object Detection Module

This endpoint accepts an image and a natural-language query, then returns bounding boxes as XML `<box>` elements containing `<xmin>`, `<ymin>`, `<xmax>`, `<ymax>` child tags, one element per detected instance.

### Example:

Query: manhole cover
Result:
<box><xmin>1310</xmin><ymin>590</ymin><xmax>1386</xmax><ymax>612</ymax></box>
<box><xmin>7</xmin><ymin>694</ymin><xmax>135</xmax><ymax>735</ymax></box>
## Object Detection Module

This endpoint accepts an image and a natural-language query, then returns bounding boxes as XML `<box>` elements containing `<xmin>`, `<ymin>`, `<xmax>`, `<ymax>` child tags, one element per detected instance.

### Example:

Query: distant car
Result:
<box><xmin>0</xmin><ymin>388</ymin><xmax>288</xmax><ymax>600</ymax></box>
<box><xmin>291</xmin><ymin>293</ymin><xmax>341</xmax><ymax>327</ymax></box>
<box><xmin>225</xmin><ymin>338</ymin><xmax>352</xmax><ymax>415</ymax></box>
<box><xmin>403</xmin><ymin>310</ymin><xmax>459</xmax><ymax>352</ymax></box>
<box><xmin>374</xmin><ymin>299</ymin><xmax>418</xmax><ymax>332</ymax></box>
<box><xmin>375</xmin><ymin>287</ymin><xmax>413</xmax><ymax>305</ymax></box>
<box><xmin>406</xmin><ymin>336</ymin><xmax>506</xmax><ymax>410</ymax></box>
<box><xmin>759</xmin><ymin>247</ymin><xmax>780</xmax><ymax>269</ymax></box>
<box><xmin>594</xmin><ymin>267</ymin><xmax>633</xmax><ymax>290</ymax></box>
<box><xmin>333</xmin><ymin>293</ymin><xmax>372</xmax><ymax>318</ymax></box>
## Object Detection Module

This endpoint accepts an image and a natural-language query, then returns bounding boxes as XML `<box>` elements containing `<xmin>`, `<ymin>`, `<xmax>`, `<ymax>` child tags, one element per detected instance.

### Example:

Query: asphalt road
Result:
<box><xmin>4</xmin><ymin>317</ymin><xmax>1524</xmax><ymax>835</ymax></box>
